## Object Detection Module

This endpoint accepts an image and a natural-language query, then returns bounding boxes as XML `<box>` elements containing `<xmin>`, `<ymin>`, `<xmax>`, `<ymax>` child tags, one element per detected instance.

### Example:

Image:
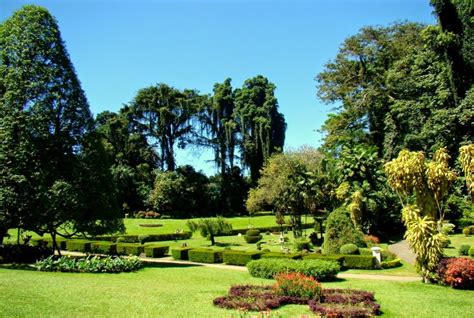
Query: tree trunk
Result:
<box><xmin>210</xmin><ymin>234</ymin><xmax>215</xmax><ymax>246</ymax></box>
<box><xmin>51</xmin><ymin>232</ymin><xmax>61</xmax><ymax>256</ymax></box>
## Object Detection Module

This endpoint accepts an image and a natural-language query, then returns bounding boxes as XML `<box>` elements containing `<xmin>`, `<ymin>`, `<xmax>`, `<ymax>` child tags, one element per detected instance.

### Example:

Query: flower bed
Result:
<box><xmin>213</xmin><ymin>273</ymin><xmax>380</xmax><ymax>317</ymax></box>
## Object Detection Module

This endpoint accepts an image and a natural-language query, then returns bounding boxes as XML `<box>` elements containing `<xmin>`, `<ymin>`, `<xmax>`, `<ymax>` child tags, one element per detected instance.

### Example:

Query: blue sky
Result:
<box><xmin>1</xmin><ymin>0</ymin><xmax>436</xmax><ymax>174</ymax></box>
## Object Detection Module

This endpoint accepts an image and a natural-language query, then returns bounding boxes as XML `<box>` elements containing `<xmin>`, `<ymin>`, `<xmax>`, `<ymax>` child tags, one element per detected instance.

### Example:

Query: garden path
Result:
<box><xmin>60</xmin><ymin>251</ymin><xmax>420</xmax><ymax>282</ymax></box>
<box><xmin>388</xmin><ymin>240</ymin><xmax>416</xmax><ymax>265</ymax></box>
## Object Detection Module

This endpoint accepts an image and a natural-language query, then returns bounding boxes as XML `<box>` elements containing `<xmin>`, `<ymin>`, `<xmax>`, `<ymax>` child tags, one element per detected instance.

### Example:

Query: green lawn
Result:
<box><xmin>0</xmin><ymin>265</ymin><xmax>472</xmax><ymax>317</ymax></box>
<box><xmin>444</xmin><ymin>234</ymin><xmax>474</xmax><ymax>257</ymax></box>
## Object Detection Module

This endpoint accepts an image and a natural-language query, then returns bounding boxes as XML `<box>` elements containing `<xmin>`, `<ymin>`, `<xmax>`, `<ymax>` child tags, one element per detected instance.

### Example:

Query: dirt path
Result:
<box><xmin>388</xmin><ymin>240</ymin><xmax>416</xmax><ymax>265</ymax></box>
<box><xmin>60</xmin><ymin>251</ymin><xmax>420</xmax><ymax>282</ymax></box>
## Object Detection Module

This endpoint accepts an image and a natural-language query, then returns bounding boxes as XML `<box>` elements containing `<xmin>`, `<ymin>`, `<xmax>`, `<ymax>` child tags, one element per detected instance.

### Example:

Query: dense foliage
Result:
<box><xmin>35</xmin><ymin>255</ymin><xmax>143</xmax><ymax>273</ymax></box>
<box><xmin>322</xmin><ymin>207</ymin><xmax>365</xmax><ymax>255</ymax></box>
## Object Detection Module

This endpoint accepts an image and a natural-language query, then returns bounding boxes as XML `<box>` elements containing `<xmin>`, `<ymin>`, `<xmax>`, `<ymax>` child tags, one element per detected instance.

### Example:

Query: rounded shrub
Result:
<box><xmin>294</xmin><ymin>238</ymin><xmax>312</xmax><ymax>252</ymax></box>
<box><xmin>247</xmin><ymin>258</ymin><xmax>340</xmax><ymax>281</ymax></box>
<box><xmin>458</xmin><ymin>244</ymin><xmax>471</xmax><ymax>256</ymax></box>
<box><xmin>463</xmin><ymin>227</ymin><xmax>471</xmax><ymax>236</ymax></box>
<box><xmin>469</xmin><ymin>247</ymin><xmax>474</xmax><ymax>258</ymax></box>
<box><xmin>339</xmin><ymin>243</ymin><xmax>359</xmax><ymax>255</ymax></box>
<box><xmin>322</xmin><ymin>207</ymin><xmax>365</xmax><ymax>254</ymax></box>
<box><xmin>244</xmin><ymin>229</ymin><xmax>262</xmax><ymax>244</ymax></box>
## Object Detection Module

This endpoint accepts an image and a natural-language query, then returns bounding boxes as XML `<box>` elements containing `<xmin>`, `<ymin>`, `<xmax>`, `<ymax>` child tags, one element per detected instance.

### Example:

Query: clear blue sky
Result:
<box><xmin>1</xmin><ymin>0</ymin><xmax>436</xmax><ymax>174</ymax></box>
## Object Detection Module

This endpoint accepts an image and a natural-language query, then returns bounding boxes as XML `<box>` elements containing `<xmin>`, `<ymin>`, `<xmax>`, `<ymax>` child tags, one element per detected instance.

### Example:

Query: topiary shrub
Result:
<box><xmin>343</xmin><ymin>255</ymin><xmax>378</xmax><ymax>269</ymax></box>
<box><xmin>463</xmin><ymin>227</ymin><xmax>471</xmax><ymax>236</ymax></box>
<box><xmin>138</xmin><ymin>232</ymin><xmax>192</xmax><ymax>244</ymax></box>
<box><xmin>322</xmin><ymin>207</ymin><xmax>365</xmax><ymax>254</ymax></box>
<box><xmin>294</xmin><ymin>238</ymin><xmax>312</xmax><ymax>252</ymax></box>
<box><xmin>144</xmin><ymin>245</ymin><xmax>169</xmax><ymax>258</ymax></box>
<box><xmin>171</xmin><ymin>247</ymin><xmax>192</xmax><ymax>260</ymax></box>
<box><xmin>380</xmin><ymin>258</ymin><xmax>402</xmax><ymax>269</ymax></box>
<box><xmin>261</xmin><ymin>252</ymin><xmax>302</xmax><ymax>260</ymax></box>
<box><xmin>116</xmin><ymin>243</ymin><xmax>144</xmax><ymax>256</ymax></box>
<box><xmin>469</xmin><ymin>246</ymin><xmax>474</xmax><ymax>258</ymax></box>
<box><xmin>91</xmin><ymin>242</ymin><xmax>117</xmax><ymax>255</ymax></box>
<box><xmin>244</xmin><ymin>229</ymin><xmax>263</xmax><ymax>244</ymax></box>
<box><xmin>247</xmin><ymin>258</ymin><xmax>340</xmax><ymax>281</ymax></box>
<box><xmin>339</xmin><ymin>243</ymin><xmax>359</xmax><ymax>255</ymax></box>
<box><xmin>458</xmin><ymin>245</ymin><xmax>471</xmax><ymax>256</ymax></box>
<box><xmin>222</xmin><ymin>250</ymin><xmax>264</xmax><ymax>266</ymax></box>
<box><xmin>188</xmin><ymin>249</ymin><xmax>223</xmax><ymax>263</ymax></box>
<box><xmin>66</xmin><ymin>240</ymin><xmax>95</xmax><ymax>253</ymax></box>
<box><xmin>302</xmin><ymin>254</ymin><xmax>345</xmax><ymax>267</ymax></box>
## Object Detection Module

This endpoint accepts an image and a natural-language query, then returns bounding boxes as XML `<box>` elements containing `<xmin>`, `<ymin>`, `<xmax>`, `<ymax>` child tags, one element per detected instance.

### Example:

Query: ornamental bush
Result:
<box><xmin>116</xmin><ymin>243</ymin><xmax>144</xmax><ymax>256</ymax></box>
<box><xmin>222</xmin><ymin>250</ymin><xmax>263</xmax><ymax>266</ymax></box>
<box><xmin>294</xmin><ymin>238</ymin><xmax>312</xmax><ymax>251</ymax></box>
<box><xmin>244</xmin><ymin>229</ymin><xmax>262</xmax><ymax>244</ymax></box>
<box><xmin>144</xmin><ymin>245</ymin><xmax>169</xmax><ymax>258</ymax></box>
<box><xmin>469</xmin><ymin>246</ymin><xmax>474</xmax><ymax>258</ymax></box>
<box><xmin>35</xmin><ymin>255</ymin><xmax>142</xmax><ymax>273</ymax></box>
<box><xmin>339</xmin><ymin>243</ymin><xmax>359</xmax><ymax>255</ymax></box>
<box><xmin>171</xmin><ymin>247</ymin><xmax>191</xmax><ymax>260</ymax></box>
<box><xmin>343</xmin><ymin>255</ymin><xmax>378</xmax><ymax>269</ymax></box>
<box><xmin>247</xmin><ymin>258</ymin><xmax>340</xmax><ymax>281</ymax></box>
<box><xmin>138</xmin><ymin>232</ymin><xmax>192</xmax><ymax>244</ymax></box>
<box><xmin>436</xmin><ymin>257</ymin><xmax>474</xmax><ymax>289</ymax></box>
<box><xmin>91</xmin><ymin>242</ymin><xmax>117</xmax><ymax>255</ymax></box>
<box><xmin>322</xmin><ymin>207</ymin><xmax>365</xmax><ymax>254</ymax></box>
<box><xmin>274</xmin><ymin>272</ymin><xmax>322</xmax><ymax>300</ymax></box>
<box><xmin>380</xmin><ymin>258</ymin><xmax>402</xmax><ymax>269</ymax></box>
<box><xmin>188</xmin><ymin>249</ymin><xmax>223</xmax><ymax>263</ymax></box>
<box><xmin>458</xmin><ymin>244</ymin><xmax>471</xmax><ymax>256</ymax></box>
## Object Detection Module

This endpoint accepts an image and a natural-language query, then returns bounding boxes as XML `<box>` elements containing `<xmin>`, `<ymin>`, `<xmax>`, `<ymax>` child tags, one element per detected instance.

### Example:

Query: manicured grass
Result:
<box><xmin>0</xmin><ymin>265</ymin><xmax>472</xmax><ymax>317</ymax></box>
<box><xmin>444</xmin><ymin>234</ymin><xmax>474</xmax><ymax>257</ymax></box>
<box><xmin>345</xmin><ymin>260</ymin><xmax>418</xmax><ymax>277</ymax></box>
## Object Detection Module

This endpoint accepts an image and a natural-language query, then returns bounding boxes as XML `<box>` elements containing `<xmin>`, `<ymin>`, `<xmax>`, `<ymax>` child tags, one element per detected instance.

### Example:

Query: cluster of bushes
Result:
<box><xmin>35</xmin><ymin>255</ymin><xmax>143</xmax><ymax>273</ymax></box>
<box><xmin>463</xmin><ymin>225</ymin><xmax>474</xmax><ymax>236</ymax></box>
<box><xmin>227</xmin><ymin>223</ymin><xmax>316</xmax><ymax>236</ymax></box>
<box><xmin>247</xmin><ymin>258</ymin><xmax>340</xmax><ymax>281</ymax></box>
<box><xmin>458</xmin><ymin>244</ymin><xmax>474</xmax><ymax>257</ymax></box>
<box><xmin>0</xmin><ymin>244</ymin><xmax>52</xmax><ymax>264</ymax></box>
<box><xmin>213</xmin><ymin>274</ymin><xmax>380</xmax><ymax>317</ymax></box>
<box><xmin>436</xmin><ymin>257</ymin><xmax>474</xmax><ymax>290</ymax></box>
<box><xmin>132</xmin><ymin>211</ymin><xmax>161</xmax><ymax>219</ymax></box>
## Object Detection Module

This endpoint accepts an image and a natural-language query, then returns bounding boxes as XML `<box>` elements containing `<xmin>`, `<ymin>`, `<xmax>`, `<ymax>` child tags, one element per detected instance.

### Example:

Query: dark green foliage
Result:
<box><xmin>247</xmin><ymin>258</ymin><xmax>340</xmax><ymax>281</ymax></box>
<box><xmin>188</xmin><ymin>249</ymin><xmax>223</xmax><ymax>263</ymax></box>
<box><xmin>116</xmin><ymin>243</ymin><xmax>144</xmax><ymax>256</ymax></box>
<box><xmin>261</xmin><ymin>252</ymin><xmax>302</xmax><ymax>260</ymax></box>
<box><xmin>343</xmin><ymin>255</ymin><xmax>378</xmax><ymax>269</ymax></box>
<box><xmin>0</xmin><ymin>244</ymin><xmax>52</xmax><ymax>263</ymax></box>
<box><xmin>91</xmin><ymin>242</ymin><xmax>117</xmax><ymax>255</ymax></box>
<box><xmin>339</xmin><ymin>244</ymin><xmax>359</xmax><ymax>255</ymax></box>
<box><xmin>294</xmin><ymin>238</ymin><xmax>312</xmax><ymax>252</ymax></box>
<box><xmin>222</xmin><ymin>250</ymin><xmax>264</xmax><ymax>266</ymax></box>
<box><xmin>302</xmin><ymin>254</ymin><xmax>345</xmax><ymax>267</ymax></box>
<box><xmin>144</xmin><ymin>245</ymin><xmax>169</xmax><ymax>258</ymax></box>
<box><xmin>35</xmin><ymin>255</ymin><xmax>142</xmax><ymax>273</ymax></box>
<box><xmin>469</xmin><ymin>247</ymin><xmax>474</xmax><ymax>258</ymax></box>
<box><xmin>458</xmin><ymin>244</ymin><xmax>471</xmax><ymax>256</ymax></box>
<box><xmin>41</xmin><ymin>238</ymin><xmax>68</xmax><ymax>251</ymax></box>
<box><xmin>358</xmin><ymin>248</ymin><xmax>372</xmax><ymax>256</ymax></box>
<box><xmin>244</xmin><ymin>229</ymin><xmax>262</xmax><ymax>244</ymax></box>
<box><xmin>323</xmin><ymin>207</ymin><xmax>365</xmax><ymax>254</ymax></box>
<box><xmin>66</xmin><ymin>240</ymin><xmax>95</xmax><ymax>253</ymax></box>
<box><xmin>171</xmin><ymin>247</ymin><xmax>192</xmax><ymax>260</ymax></box>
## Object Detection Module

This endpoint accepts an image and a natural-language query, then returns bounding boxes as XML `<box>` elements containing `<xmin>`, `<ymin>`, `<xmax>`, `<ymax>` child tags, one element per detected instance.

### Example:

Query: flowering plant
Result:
<box><xmin>273</xmin><ymin>272</ymin><xmax>322</xmax><ymax>300</ymax></box>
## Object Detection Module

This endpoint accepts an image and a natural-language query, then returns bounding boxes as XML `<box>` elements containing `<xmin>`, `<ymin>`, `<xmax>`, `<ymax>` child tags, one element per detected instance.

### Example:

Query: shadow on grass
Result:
<box><xmin>142</xmin><ymin>261</ymin><xmax>203</xmax><ymax>269</ymax></box>
<box><xmin>0</xmin><ymin>263</ymin><xmax>37</xmax><ymax>271</ymax></box>
<box><xmin>214</xmin><ymin>242</ymin><xmax>242</xmax><ymax>247</ymax></box>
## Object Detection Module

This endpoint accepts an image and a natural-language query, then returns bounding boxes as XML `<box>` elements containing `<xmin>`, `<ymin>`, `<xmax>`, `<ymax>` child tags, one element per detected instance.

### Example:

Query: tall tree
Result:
<box><xmin>0</xmin><ymin>5</ymin><xmax>123</xmax><ymax>247</ymax></box>
<box><xmin>131</xmin><ymin>84</ymin><xmax>197</xmax><ymax>171</ymax></box>
<box><xmin>234</xmin><ymin>75</ymin><xmax>286</xmax><ymax>183</ymax></box>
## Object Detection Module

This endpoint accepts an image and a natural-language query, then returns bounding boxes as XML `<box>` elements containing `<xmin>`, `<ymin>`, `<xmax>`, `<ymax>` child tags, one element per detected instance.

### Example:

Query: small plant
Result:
<box><xmin>273</xmin><ymin>272</ymin><xmax>322</xmax><ymax>300</ymax></box>
<box><xmin>294</xmin><ymin>238</ymin><xmax>312</xmax><ymax>252</ymax></box>
<box><xmin>339</xmin><ymin>243</ymin><xmax>359</xmax><ymax>255</ymax></box>
<box><xmin>458</xmin><ymin>245</ymin><xmax>471</xmax><ymax>256</ymax></box>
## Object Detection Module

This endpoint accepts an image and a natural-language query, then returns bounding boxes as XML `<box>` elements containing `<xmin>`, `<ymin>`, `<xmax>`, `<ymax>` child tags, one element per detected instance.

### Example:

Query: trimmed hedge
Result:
<box><xmin>261</xmin><ymin>252</ymin><xmax>302</xmax><ymax>260</ymax></box>
<box><xmin>116</xmin><ymin>243</ymin><xmax>144</xmax><ymax>256</ymax></box>
<box><xmin>380</xmin><ymin>258</ymin><xmax>402</xmax><ymax>269</ymax></box>
<box><xmin>144</xmin><ymin>245</ymin><xmax>169</xmax><ymax>258</ymax></box>
<box><xmin>247</xmin><ymin>258</ymin><xmax>340</xmax><ymax>281</ymax></box>
<box><xmin>188</xmin><ymin>249</ymin><xmax>223</xmax><ymax>263</ymax></box>
<box><xmin>139</xmin><ymin>232</ymin><xmax>193</xmax><ymax>243</ymax></box>
<box><xmin>302</xmin><ymin>254</ymin><xmax>345</xmax><ymax>267</ymax></box>
<box><xmin>222</xmin><ymin>250</ymin><xmax>264</xmax><ymax>266</ymax></box>
<box><xmin>171</xmin><ymin>247</ymin><xmax>192</xmax><ymax>260</ymax></box>
<box><xmin>66</xmin><ymin>240</ymin><xmax>96</xmax><ymax>253</ymax></box>
<box><xmin>339</xmin><ymin>243</ymin><xmax>359</xmax><ymax>255</ymax></box>
<box><xmin>91</xmin><ymin>242</ymin><xmax>117</xmax><ymax>255</ymax></box>
<box><xmin>343</xmin><ymin>255</ymin><xmax>378</xmax><ymax>269</ymax></box>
